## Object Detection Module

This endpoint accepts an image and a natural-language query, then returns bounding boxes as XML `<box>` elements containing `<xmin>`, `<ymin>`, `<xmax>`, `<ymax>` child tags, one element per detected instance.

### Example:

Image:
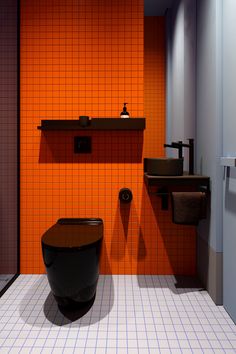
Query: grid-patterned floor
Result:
<box><xmin>0</xmin><ymin>275</ymin><xmax>235</xmax><ymax>354</ymax></box>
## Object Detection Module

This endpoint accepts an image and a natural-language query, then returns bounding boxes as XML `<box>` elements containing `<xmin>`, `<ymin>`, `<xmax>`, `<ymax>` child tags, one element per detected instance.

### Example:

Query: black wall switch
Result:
<box><xmin>74</xmin><ymin>136</ymin><xmax>92</xmax><ymax>153</ymax></box>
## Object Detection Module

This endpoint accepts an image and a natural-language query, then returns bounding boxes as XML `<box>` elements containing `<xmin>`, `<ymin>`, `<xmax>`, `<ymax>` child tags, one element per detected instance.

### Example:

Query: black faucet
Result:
<box><xmin>164</xmin><ymin>140</ymin><xmax>183</xmax><ymax>159</ymax></box>
<box><xmin>164</xmin><ymin>138</ymin><xmax>194</xmax><ymax>175</ymax></box>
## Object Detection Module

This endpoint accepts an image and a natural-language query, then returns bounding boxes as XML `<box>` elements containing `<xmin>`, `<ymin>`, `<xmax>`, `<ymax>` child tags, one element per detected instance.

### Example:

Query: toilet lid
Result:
<box><xmin>42</xmin><ymin>218</ymin><xmax>103</xmax><ymax>250</ymax></box>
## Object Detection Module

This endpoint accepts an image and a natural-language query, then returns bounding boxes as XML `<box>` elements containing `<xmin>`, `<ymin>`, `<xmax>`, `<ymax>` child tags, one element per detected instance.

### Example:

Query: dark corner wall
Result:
<box><xmin>0</xmin><ymin>0</ymin><xmax>18</xmax><ymax>275</ymax></box>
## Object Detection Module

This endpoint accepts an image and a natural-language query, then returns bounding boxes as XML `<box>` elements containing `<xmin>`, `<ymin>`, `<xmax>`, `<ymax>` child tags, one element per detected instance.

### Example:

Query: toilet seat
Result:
<box><xmin>42</xmin><ymin>218</ymin><xmax>103</xmax><ymax>251</ymax></box>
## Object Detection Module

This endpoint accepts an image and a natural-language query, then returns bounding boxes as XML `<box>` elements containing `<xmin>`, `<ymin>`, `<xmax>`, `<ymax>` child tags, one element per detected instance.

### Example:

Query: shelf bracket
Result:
<box><xmin>156</xmin><ymin>187</ymin><xmax>169</xmax><ymax>210</ymax></box>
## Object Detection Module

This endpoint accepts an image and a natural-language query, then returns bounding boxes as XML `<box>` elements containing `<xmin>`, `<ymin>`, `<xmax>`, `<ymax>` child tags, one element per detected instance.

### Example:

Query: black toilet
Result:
<box><xmin>41</xmin><ymin>218</ymin><xmax>103</xmax><ymax>308</ymax></box>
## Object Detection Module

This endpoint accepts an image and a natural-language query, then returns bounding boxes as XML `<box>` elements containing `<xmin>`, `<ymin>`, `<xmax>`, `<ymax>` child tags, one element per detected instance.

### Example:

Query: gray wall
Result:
<box><xmin>167</xmin><ymin>0</ymin><xmax>223</xmax><ymax>248</ymax></box>
<box><xmin>222</xmin><ymin>1</ymin><xmax>236</xmax><ymax>155</ymax></box>
<box><xmin>196</xmin><ymin>0</ymin><xmax>223</xmax><ymax>304</ymax></box>
<box><xmin>222</xmin><ymin>0</ymin><xmax>236</xmax><ymax>322</ymax></box>
<box><xmin>0</xmin><ymin>0</ymin><xmax>18</xmax><ymax>274</ymax></box>
<box><xmin>170</xmin><ymin>0</ymin><xmax>185</xmax><ymax>144</ymax></box>
<box><xmin>184</xmin><ymin>0</ymin><xmax>196</xmax><ymax>143</ymax></box>
<box><xmin>196</xmin><ymin>0</ymin><xmax>223</xmax><ymax>252</ymax></box>
<box><xmin>166</xmin><ymin>0</ymin><xmax>196</xmax><ymax>171</ymax></box>
<box><xmin>167</xmin><ymin>0</ymin><xmax>223</xmax><ymax>304</ymax></box>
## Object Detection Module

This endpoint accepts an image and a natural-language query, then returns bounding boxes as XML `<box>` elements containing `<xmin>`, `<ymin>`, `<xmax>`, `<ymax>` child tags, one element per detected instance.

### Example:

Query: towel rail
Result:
<box><xmin>147</xmin><ymin>185</ymin><xmax>210</xmax><ymax>211</ymax></box>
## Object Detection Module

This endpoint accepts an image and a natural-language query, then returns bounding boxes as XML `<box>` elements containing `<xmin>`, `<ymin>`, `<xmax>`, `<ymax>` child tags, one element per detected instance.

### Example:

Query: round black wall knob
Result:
<box><xmin>119</xmin><ymin>188</ymin><xmax>133</xmax><ymax>204</ymax></box>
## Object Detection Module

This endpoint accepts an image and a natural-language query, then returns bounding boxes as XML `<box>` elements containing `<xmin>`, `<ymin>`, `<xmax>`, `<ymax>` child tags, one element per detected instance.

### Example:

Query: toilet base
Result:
<box><xmin>51</xmin><ymin>279</ymin><xmax>98</xmax><ymax>307</ymax></box>
<box><xmin>56</xmin><ymin>294</ymin><xmax>96</xmax><ymax>320</ymax></box>
<box><xmin>54</xmin><ymin>293</ymin><xmax>95</xmax><ymax>308</ymax></box>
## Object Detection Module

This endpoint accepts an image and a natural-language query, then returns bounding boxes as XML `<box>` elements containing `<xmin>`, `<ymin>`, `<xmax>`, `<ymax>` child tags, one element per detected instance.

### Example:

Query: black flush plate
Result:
<box><xmin>74</xmin><ymin>136</ymin><xmax>92</xmax><ymax>153</ymax></box>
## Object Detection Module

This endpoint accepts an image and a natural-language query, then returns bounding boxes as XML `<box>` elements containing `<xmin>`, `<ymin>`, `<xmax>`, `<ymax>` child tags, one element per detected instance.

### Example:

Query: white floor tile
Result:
<box><xmin>0</xmin><ymin>274</ymin><xmax>235</xmax><ymax>353</ymax></box>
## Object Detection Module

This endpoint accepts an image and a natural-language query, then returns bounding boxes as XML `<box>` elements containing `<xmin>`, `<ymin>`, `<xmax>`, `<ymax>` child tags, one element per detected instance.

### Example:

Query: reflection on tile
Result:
<box><xmin>0</xmin><ymin>275</ymin><xmax>15</xmax><ymax>293</ymax></box>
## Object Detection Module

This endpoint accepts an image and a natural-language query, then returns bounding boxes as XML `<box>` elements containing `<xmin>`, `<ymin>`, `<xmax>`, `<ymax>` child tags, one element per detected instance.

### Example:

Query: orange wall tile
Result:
<box><xmin>20</xmin><ymin>1</ymin><xmax>196</xmax><ymax>275</ymax></box>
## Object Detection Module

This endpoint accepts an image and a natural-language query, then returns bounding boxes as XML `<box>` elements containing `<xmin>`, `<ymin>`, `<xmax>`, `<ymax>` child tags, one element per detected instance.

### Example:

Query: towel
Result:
<box><xmin>171</xmin><ymin>192</ymin><xmax>207</xmax><ymax>225</ymax></box>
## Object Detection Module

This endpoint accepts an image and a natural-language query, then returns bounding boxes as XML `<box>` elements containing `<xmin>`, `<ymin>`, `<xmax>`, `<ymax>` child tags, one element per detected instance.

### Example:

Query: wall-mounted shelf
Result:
<box><xmin>144</xmin><ymin>173</ymin><xmax>210</xmax><ymax>210</ymax></box>
<box><xmin>144</xmin><ymin>172</ymin><xmax>210</xmax><ymax>189</ymax></box>
<box><xmin>220</xmin><ymin>157</ymin><xmax>236</xmax><ymax>167</ymax></box>
<box><xmin>37</xmin><ymin>118</ymin><xmax>146</xmax><ymax>131</ymax></box>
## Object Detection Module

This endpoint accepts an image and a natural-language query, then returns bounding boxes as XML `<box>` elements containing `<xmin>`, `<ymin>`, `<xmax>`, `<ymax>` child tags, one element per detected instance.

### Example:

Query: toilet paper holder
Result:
<box><xmin>119</xmin><ymin>188</ymin><xmax>133</xmax><ymax>204</ymax></box>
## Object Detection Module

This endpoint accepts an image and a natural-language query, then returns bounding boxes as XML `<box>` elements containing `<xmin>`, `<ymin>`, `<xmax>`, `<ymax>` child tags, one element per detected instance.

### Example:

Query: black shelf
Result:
<box><xmin>144</xmin><ymin>172</ymin><xmax>210</xmax><ymax>210</ymax></box>
<box><xmin>144</xmin><ymin>172</ymin><xmax>210</xmax><ymax>189</ymax></box>
<box><xmin>37</xmin><ymin>118</ymin><xmax>146</xmax><ymax>131</ymax></box>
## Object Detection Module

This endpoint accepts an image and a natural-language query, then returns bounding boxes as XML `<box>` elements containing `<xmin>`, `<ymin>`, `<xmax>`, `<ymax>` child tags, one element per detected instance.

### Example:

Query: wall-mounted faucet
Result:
<box><xmin>164</xmin><ymin>138</ymin><xmax>194</xmax><ymax>175</ymax></box>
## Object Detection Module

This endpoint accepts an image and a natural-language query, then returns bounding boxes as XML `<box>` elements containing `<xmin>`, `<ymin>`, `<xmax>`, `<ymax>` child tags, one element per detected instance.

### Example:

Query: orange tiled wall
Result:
<box><xmin>20</xmin><ymin>0</ymin><xmax>196</xmax><ymax>275</ymax></box>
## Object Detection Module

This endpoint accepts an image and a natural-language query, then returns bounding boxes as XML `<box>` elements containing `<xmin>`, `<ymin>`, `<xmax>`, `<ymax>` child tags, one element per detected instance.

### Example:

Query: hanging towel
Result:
<box><xmin>171</xmin><ymin>192</ymin><xmax>207</xmax><ymax>225</ymax></box>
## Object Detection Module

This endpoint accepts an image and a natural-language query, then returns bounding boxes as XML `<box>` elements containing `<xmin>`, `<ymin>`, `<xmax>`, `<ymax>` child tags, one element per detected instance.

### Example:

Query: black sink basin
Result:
<box><xmin>144</xmin><ymin>158</ymin><xmax>184</xmax><ymax>176</ymax></box>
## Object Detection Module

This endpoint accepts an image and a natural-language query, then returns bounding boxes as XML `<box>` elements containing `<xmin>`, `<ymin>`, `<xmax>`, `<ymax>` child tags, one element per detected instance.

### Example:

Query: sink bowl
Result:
<box><xmin>144</xmin><ymin>158</ymin><xmax>184</xmax><ymax>176</ymax></box>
